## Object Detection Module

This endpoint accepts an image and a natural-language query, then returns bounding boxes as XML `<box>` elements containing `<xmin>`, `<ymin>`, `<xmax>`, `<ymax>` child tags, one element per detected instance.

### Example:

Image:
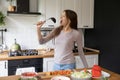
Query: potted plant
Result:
<box><xmin>0</xmin><ymin>11</ymin><xmax>6</xmax><ymax>27</ymax></box>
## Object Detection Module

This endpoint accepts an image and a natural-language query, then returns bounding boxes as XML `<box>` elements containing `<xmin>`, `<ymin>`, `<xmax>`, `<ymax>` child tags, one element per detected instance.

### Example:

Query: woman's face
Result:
<box><xmin>60</xmin><ymin>11</ymin><xmax>70</xmax><ymax>27</ymax></box>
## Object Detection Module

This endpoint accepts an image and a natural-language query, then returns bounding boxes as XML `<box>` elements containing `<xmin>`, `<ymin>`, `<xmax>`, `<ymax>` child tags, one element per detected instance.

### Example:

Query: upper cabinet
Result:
<box><xmin>39</xmin><ymin>0</ymin><xmax>94</xmax><ymax>28</ymax></box>
<box><xmin>80</xmin><ymin>0</ymin><xmax>94</xmax><ymax>28</ymax></box>
<box><xmin>7</xmin><ymin>0</ymin><xmax>41</xmax><ymax>16</ymax></box>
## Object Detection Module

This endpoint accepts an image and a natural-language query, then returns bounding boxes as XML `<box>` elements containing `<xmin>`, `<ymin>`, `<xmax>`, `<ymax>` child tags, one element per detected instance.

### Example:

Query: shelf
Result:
<box><xmin>7</xmin><ymin>11</ymin><xmax>41</xmax><ymax>16</ymax></box>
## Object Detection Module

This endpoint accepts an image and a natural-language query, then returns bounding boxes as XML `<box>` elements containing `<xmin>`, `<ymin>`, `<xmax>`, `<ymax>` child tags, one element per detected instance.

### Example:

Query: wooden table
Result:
<box><xmin>0</xmin><ymin>68</ymin><xmax>120</xmax><ymax>80</ymax></box>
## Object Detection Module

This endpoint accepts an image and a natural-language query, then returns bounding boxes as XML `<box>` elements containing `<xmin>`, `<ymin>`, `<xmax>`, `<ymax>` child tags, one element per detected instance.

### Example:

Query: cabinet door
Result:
<box><xmin>61</xmin><ymin>0</ymin><xmax>76</xmax><ymax>11</ymax></box>
<box><xmin>39</xmin><ymin>0</ymin><xmax>94</xmax><ymax>28</ymax></box>
<box><xmin>75</xmin><ymin>56</ymin><xmax>84</xmax><ymax>68</ymax></box>
<box><xmin>43</xmin><ymin>57</ymin><xmax>54</xmax><ymax>72</ymax></box>
<box><xmin>60</xmin><ymin>0</ymin><xmax>82</xmax><ymax>28</ymax></box>
<box><xmin>80</xmin><ymin>0</ymin><xmax>94</xmax><ymax>28</ymax></box>
<box><xmin>38</xmin><ymin>0</ymin><xmax>61</xmax><ymax>26</ymax></box>
<box><xmin>75</xmin><ymin>54</ymin><xmax>98</xmax><ymax>69</ymax></box>
<box><xmin>0</xmin><ymin>60</ymin><xmax>8</xmax><ymax>77</ymax></box>
<box><xmin>85</xmin><ymin>54</ymin><xmax>98</xmax><ymax>67</ymax></box>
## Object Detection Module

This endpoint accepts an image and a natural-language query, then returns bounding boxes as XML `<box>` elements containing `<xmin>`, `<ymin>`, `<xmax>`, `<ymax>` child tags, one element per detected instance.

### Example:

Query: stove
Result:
<box><xmin>9</xmin><ymin>49</ymin><xmax>38</xmax><ymax>56</ymax></box>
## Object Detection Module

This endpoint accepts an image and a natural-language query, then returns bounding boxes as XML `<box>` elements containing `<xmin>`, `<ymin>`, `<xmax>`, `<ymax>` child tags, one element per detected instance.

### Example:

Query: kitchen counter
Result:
<box><xmin>0</xmin><ymin>67</ymin><xmax>120</xmax><ymax>80</ymax></box>
<box><xmin>0</xmin><ymin>47</ymin><xmax>99</xmax><ymax>61</ymax></box>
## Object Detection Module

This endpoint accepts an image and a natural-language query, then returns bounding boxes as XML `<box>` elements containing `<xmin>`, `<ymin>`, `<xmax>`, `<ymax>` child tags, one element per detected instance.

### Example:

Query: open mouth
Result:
<box><xmin>60</xmin><ymin>20</ymin><xmax>62</xmax><ymax>24</ymax></box>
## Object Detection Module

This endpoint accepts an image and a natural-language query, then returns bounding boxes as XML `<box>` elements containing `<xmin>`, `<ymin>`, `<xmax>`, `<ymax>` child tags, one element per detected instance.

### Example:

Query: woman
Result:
<box><xmin>36</xmin><ymin>9</ymin><xmax>88</xmax><ymax>70</ymax></box>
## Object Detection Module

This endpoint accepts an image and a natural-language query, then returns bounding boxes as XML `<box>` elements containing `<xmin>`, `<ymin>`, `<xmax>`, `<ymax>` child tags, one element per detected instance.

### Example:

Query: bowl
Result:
<box><xmin>20</xmin><ymin>72</ymin><xmax>38</xmax><ymax>80</ymax></box>
<box><xmin>51</xmin><ymin>76</ymin><xmax>70</xmax><ymax>80</ymax></box>
<box><xmin>71</xmin><ymin>76</ymin><xmax>91</xmax><ymax>80</ymax></box>
<box><xmin>92</xmin><ymin>77</ymin><xmax>103</xmax><ymax>80</ymax></box>
<box><xmin>70</xmin><ymin>71</ymin><xmax>92</xmax><ymax>80</ymax></box>
<box><xmin>92</xmin><ymin>76</ymin><xmax>109</xmax><ymax>80</ymax></box>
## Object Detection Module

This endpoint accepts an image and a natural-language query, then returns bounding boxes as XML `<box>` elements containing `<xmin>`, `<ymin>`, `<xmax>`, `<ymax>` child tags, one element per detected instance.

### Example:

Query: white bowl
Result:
<box><xmin>70</xmin><ymin>70</ymin><xmax>92</xmax><ymax>80</ymax></box>
<box><xmin>71</xmin><ymin>76</ymin><xmax>91</xmax><ymax>80</ymax></box>
<box><xmin>51</xmin><ymin>76</ymin><xmax>70</xmax><ymax>80</ymax></box>
<box><xmin>20</xmin><ymin>72</ymin><xmax>38</xmax><ymax>80</ymax></box>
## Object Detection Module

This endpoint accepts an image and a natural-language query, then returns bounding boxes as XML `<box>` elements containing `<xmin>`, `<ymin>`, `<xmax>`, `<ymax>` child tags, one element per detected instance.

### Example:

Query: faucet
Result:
<box><xmin>0</xmin><ymin>28</ymin><xmax>7</xmax><ymax>53</ymax></box>
<box><xmin>0</xmin><ymin>28</ymin><xmax>7</xmax><ymax>44</ymax></box>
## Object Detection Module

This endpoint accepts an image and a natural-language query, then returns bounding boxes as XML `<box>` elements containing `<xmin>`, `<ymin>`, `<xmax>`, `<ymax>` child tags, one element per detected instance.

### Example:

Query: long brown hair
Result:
<box><xmin>53</xmin><ymin>9</ymin><xmax>78</xmax><ymax>37</ymax></box>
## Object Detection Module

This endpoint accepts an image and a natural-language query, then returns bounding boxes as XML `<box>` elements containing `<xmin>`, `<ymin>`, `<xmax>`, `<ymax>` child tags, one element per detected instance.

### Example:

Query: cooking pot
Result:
<box><xmin>10</xmin><ymin>39</ymin><xmax>21</xmax><ymax>52</ymax></box>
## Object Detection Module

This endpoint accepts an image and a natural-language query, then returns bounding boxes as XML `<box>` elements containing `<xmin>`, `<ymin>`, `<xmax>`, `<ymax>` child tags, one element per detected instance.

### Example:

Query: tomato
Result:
<box><xmin>92</xmin><ymin>65</ymin><xmax>102</xmax><ymax>77</ymax></box>
<box><xmin>22</xmin><ymin>72</ymin><xmax>37</xmax><ymax>76</ymax></box>
<box><xmin>92</xmin><ymin>70</ymin><xmax>102</xmax><ymax>77</ymax></box>
<box><xmin>93</xmin><ymin>65</ymin><xmax>102</xmax><ymax>71</ymax></box>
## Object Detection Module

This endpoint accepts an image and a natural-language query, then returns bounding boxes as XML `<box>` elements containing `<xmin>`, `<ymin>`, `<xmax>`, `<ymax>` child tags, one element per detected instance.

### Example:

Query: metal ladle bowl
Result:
<box><xmin>45</xmin><ymin>17</ymin><xmax>56</xmax><ymax>23</ymax></box>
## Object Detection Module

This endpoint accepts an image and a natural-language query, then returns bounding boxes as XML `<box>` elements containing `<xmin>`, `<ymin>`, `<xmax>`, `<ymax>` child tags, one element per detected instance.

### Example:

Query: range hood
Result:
<box><xmin>7</xmin><ymin>0</ymin><xmax>41</xmax><ymax>15</ymax></box>
<box><xmin>7</xmin><ymin>11</ymin><xmax>41</xmax><ymax>15</ymax></box>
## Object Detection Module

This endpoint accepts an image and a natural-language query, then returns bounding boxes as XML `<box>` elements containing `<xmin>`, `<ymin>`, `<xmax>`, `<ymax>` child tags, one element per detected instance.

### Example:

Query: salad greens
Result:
<box><xmin>71</xmin><ymin>71</ymin><xmax>91</xmax><ymax>78</ymax></box>
<box><xmin>18</xmin><ymin>77</ymin><xmax>37</xmax><ymax>80</ymax></box>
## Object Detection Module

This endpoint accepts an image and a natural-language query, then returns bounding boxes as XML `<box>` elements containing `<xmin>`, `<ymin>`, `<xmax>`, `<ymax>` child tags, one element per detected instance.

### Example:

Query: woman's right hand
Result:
<box><xmin>36</xmin><ymin>21</ymin><xmax>45</xmax><ymax>28</ymax></box>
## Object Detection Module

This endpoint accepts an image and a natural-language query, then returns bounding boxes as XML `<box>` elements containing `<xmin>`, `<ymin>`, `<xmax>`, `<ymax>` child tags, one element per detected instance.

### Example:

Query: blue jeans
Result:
<box><xmin>53</xmin><ymin>63</ymin><xmax>76</xmax><ymax>71</ymax></box>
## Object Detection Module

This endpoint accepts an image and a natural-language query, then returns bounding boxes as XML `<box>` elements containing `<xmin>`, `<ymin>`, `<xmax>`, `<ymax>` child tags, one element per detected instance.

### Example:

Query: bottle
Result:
<box><xmin>2</xmin><ymin>41</ymin><xmax>8</xmax><ymax>51</ymax></box>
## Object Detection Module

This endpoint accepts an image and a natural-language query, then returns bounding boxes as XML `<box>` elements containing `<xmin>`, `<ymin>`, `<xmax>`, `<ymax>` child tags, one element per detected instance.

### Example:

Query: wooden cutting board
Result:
<box><xmin>39</xmin><ymin>70</ymin><xmax>71</xmax><ymax>79</ymax></box>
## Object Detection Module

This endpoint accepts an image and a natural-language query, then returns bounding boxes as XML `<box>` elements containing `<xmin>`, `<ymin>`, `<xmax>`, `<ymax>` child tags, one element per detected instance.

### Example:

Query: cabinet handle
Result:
<box><xmin>83</xmin><ymin>25</ymin><xmax>89</xmax><ymax>27</ymax></box>
<box><xmin>5</xmin><ymin>61</ymin><xmax>7</xmax><ymax>69</ymax></box>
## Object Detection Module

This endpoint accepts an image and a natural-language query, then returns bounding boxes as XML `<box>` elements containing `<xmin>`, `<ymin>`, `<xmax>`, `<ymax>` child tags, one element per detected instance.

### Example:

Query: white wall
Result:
<box><xmin>0</xmin><ymin>0</ymin><xmax>50</xmax><ymax>50</ymax></box>
<box><xmin>4</xmin><ymin>16</ymin><xmax>41</xmax><ymax>49</ymax></box>
<box><xmin>0</xmin><ymin>0</ymin><xmax>84</xmax><ymax>50</ymax></box>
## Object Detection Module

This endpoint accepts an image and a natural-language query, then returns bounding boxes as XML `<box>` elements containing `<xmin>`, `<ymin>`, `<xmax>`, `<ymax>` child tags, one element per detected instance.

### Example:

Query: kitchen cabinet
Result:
<box><xmin>79</xmin><ymin>0</ymin><xmax>94</xmax><ymax>28</ymax></box>
<box><xmin>75</xmin><ymin>54</ymin><xmax>98</xmax><ymax>69</ymax></box>
<box><xmin>0</xmin><ymin>60</ymin><xmax>8</xmax><ymax>77</ymax></box>
<box><xmin>43</xmin><ymin>57</ymin><xmax>54</xmax><ymax>72</ymax></box>
<box><xmin>39</xmin><ymin>0</ymin><xmax>94</xmax><ymax>28</ymax></box>
<box><xmin>8</xmin><ymin>58</ymin><xmax>43</xmax><ymax>76</ymax></box>
<box><xmin>43</xmin><ymin>54</ymin><xmax>98</xmax><ymax>72</ymax></box>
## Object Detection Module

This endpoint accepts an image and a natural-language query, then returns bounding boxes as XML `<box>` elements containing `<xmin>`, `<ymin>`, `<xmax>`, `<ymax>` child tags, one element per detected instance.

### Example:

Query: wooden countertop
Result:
<box><xmin>0</xmin><ymin>47</ymin><xmax>100</xmax><ymax>61</ymax></box>
<box><xmin>0</xmin><ymin>68</ymin><xmax>120</xmax><ymax>80</ymax></box>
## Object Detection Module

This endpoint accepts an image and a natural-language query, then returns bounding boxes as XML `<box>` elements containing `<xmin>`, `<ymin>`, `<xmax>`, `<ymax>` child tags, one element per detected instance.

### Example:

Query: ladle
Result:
<box><xmin>47</xmin><ymin>17</ymin><xmax>56</xmax><ymax>23</ymax></box>
<box><xmin>34</xmin><ymin>17</ymin><xmax>56</xmax><ymax>26</ymax></box>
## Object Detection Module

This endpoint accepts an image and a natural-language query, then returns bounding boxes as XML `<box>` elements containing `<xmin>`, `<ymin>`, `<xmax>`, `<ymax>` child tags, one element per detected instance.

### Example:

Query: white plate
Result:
<box><xmin>51</xmin><ymin>76</ymin><xmax>70</xmax><ymax>80</ymax></box>
<box><xmin>88</xmin><ymin>70</ymin><xmax>110</xmax><ymax>78</ymax></box>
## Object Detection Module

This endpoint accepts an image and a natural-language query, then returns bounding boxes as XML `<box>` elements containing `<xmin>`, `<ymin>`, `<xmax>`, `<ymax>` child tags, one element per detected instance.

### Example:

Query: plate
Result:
<box><xmin>51</xmin><ymin>76</ymin><xmax>70</xmax><ymax>80</ymax></box>
<box><xmin>101</xmin><ymin>71</ymin><xmax>110</xmax><ymax>77</ymax></box>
